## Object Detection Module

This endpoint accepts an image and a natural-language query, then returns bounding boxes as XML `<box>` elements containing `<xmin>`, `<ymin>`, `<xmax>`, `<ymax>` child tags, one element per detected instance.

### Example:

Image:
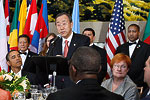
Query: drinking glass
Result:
<box><xmin>31</xmin><ymin>90</ymin><xmax>43</xmax><ymax>100</ymax></box>
<box><xmin>30</xmin><ymin>85</ymin><xmax>38</xmax><ymax>93</ymax></box>
<box><xmin>42</xmin><ymin>88</ymin><xmax>51</xmax><ymax>99</ymax></box>
<box><xmin>14</xmin><ymin>92</ymin><xmax>26</xmax><ymax>100</ymax></box>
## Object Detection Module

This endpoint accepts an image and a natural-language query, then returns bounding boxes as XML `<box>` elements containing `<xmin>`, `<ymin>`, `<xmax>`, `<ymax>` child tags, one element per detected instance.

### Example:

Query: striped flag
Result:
<box><xmin>18</xmin><ymin>0</ymin><xmax>27</xmax><ymax>36</ymax></box>
<box><xmin>0</xmin><ymin>0</ymin><xmax>8</xmax><ymax>71</ymax></box>
<box><xmin>142</xmin><ymin>9</ymin><xmax>150</xmax><ymax>44</ymax></box>
<box><xmin>23</xmin><ymin>0</ymin><xmax>38</xmax><ymax>44</ymax></box>
<box><xmin>30</xmin><ymin>0</ymin><xmax>49</xmax><ymax>53</ymax></box>
<box><xmin>104</xmin><ymin>0</ymin><xmax>126</xmax><ymax>77</ymax></box>
<box><xmin>4</xmin><ymin>0</ymin><xmax>10</xmax><ymax>41</ymax></box>
<box><xmin>27</xmin><ymin>0</ymin><xmax>31</xmax><ymax>15</ymax></box>
<box><xmin>8</xmin><ymin>0</ymin><xmax>20</xmax><ymax>50</ymax></box>
<box><xmin>72</xmin><ymin>0</ymin><xmax>80</xmax><ymax>34</ymax></box>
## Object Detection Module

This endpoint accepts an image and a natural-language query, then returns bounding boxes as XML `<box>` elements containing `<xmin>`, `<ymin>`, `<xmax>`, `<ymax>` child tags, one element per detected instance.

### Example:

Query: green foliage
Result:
<box><xmin>0</xmin><ymin>70</ymin><xmax>30</xmax><ymax>94</ymax></box>
<box><xmin>8</xmin><ymin>0</ymin><xmax>150</xmax><ymax>22</ymax></box>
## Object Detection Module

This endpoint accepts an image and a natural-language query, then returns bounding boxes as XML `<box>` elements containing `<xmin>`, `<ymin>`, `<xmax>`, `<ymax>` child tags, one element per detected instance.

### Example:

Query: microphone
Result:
<box><xmin>51</xmin><ymin>34</ymin><xmax>61</xmax><ymax>44</ymax></box>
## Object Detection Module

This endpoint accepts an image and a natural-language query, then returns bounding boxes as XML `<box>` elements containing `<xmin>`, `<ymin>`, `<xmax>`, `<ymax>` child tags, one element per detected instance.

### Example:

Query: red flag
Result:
<box><xmin>104</xmin><ymin>0</ymin><xmax>126</xmax><ymax>78</ymax></box>
<box><xmin>4</xmin><ymin>0</ymin><xmax>10</xmax><ymax>40</ymax></box>
<box><xmin>23</xmin><ymin>0</ymin><xmax>38</xmax><ymax>43</ymax></box>
<box><xmin>0</xmin><ymin>0</ymin><xmax>8</xmax><ymax>72</ymax></box>
<box><xmin>30</xmin><ymin>0</ymin><xmax>49</xmax><ymax>53</ymax></box>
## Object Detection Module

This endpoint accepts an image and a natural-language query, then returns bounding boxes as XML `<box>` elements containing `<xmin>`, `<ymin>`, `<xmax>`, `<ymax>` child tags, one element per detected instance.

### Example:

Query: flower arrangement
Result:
<box><xmin>0</xmin><ymin>70</ymin><xmax>30</xmax><ymax>95</ymax></box>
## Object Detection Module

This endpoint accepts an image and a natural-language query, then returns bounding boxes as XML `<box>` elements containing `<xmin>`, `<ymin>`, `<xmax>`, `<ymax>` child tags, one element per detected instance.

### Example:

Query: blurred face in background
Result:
<box><xmin>18</xmin><ymin>37</ymin><xmax>29</xmax><ymax>52</ymax></box>
<box><xmin>112</xmin><ymin>61</ymin><xmax>129</xmax><ymax>79</ymax></box>
<box><xmin>56</xmin><ymin>15</ymin><xmax>73</xmax><ymax>39</ymax></box>
<box><xmin>83</xmin><ymin>30</ymin><xmax>95</xmax><ymax>44</ymax></box>
<box><xmin>46</xmin><ymin>35</ymin><xmax>55</xmax><ymax>47</ymax></box>
<box><xmin>127</xmin><ymin>26</ymin><xmax>140</xmax><ymax>42</ymax></box>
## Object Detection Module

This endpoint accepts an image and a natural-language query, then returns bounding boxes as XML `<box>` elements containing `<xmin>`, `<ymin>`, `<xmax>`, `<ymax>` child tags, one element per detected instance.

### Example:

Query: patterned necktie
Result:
<box><xmin>64</xmin><ymin>40</ymin><xmax>69</xmax><ymax>57</ymax></box>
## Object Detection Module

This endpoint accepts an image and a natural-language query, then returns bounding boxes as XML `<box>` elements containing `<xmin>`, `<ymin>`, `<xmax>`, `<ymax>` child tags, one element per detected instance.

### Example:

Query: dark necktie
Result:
<box><xmin>19</xmin><ymin>52</ymin><xmax>27</xmax><ymax>55</ymax></box>
<box><xmin>128</xmin><ymin>42</ymin><xmax>137</xmax><ymax>46</ymax></box>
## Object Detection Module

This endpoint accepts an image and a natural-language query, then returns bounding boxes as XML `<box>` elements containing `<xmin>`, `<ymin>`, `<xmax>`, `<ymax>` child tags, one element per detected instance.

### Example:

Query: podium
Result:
<box><xmin>31</xmin><ymin>56</ymin><xmax>70</xmax><ymax>87</ymax></box>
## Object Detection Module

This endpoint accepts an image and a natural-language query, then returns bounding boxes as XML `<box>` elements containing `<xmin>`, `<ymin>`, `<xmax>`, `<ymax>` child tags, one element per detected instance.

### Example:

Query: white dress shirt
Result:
<box><xmin>20</xmin><ymin>50</ymin><xmax>29</xmax><ymax>69</ymax></box>
<box><xmin>129</xmin><ymin>39</ymin><xmax>139</xmax><ymax>58</ymax></box>
<box><xmin>11</xmin><ymin>69</ymin><xmax>22</xmax><ymax>77</ymax></box>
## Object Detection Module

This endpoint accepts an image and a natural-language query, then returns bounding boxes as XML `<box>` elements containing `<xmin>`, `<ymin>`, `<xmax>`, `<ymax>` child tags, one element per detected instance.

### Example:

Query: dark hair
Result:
<box><xmin>82</xmin><ymin>28</ymin><xmax>95</xmax><ymax>36</ymax></box>
<box><xmin>39</xmin><ymin>33</ymin><xmax>56</xmax><ymax>56</ymax></box>
<box><xmin>18</xmin><ymin>34</ymin><xmax>30</xmax><ymax>43</ymax></box>
<box><xmin>70</xmin><ymin>46</ymin><xmax>101</xmax><ymax>74</ymax></box>
<box><xmin>128</xmin><ymin>24</ymin><xmax>140</xmax><ymax>32</ymax></box>
<box><xmin>45</xmin><ymin>33</ymin><xmax>57</xmax><ymax>43</ymax></box>
<box><xmin>6</xmin><ymin>50</ymin><xmax>18</xmax><ymax>61</ymax></box>
<box><xmin>55</xmin><ymin>12</ymin><xmax>72</xmax><ymax>25</ymax></box>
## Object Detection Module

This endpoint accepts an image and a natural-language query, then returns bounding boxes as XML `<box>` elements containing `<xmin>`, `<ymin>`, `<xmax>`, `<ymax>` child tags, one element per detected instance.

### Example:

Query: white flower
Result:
<box><xmin>19</xmin><ymin>80</ymin><xmax>27</xmax><ymax>89</ymax></box>
<box><xmin>3</xmin><ymin>74</ymin><xmax>13</xmax><ymax>81</ymax></box>
<box><xmin>15</xmin><ymin>74</ymin><xmax>21</xmax><ymax>78</ymax></box>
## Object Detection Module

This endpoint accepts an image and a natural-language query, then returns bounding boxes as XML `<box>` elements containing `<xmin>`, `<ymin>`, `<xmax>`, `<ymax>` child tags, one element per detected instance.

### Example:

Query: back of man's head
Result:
<box><xmin>70</xmin><ymin>46</ymin><xmax>101</xmax><ymax>74</ymax></box>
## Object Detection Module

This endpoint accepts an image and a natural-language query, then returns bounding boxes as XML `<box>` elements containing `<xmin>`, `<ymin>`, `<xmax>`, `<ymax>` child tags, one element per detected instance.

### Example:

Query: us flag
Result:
<box><xmin>104</xmin><ymin>0</ymin><xmax>126</xmax><ymax>77</ymax></box>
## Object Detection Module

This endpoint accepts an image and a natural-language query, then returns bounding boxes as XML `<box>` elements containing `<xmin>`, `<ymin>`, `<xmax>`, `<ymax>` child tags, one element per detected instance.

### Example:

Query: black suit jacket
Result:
<box><xmin>115</xmin><ymin>40</ymin><xmax>150</xmax><ymax>87</ymax></box>
<box><xmin>47</xmin><ymin>79</ymin><xmax>124</xmax><ymax>100</ymax></box>
<box><xmin>22</xmin><ymin>50</ymin><xmax>37</xmax><ymax>71</ymax></box>
<box><xmin>48</xmin><ymin>33</ymin><xmax>90</xmax><ymax>60</ymax></box>
<box><xmin>91</xmin><ymin>44</ymin><xmax>107</xmax><ymax>84</ymax></box>
<box><xmin>140</xmin><ymin>87</ymin><xmax>150</xmax><ymax>99</ymax></box>
<box><xmin>21</xmin><ymin>50</ymin><xmax>37</xmax><ymax>84</ymax></box>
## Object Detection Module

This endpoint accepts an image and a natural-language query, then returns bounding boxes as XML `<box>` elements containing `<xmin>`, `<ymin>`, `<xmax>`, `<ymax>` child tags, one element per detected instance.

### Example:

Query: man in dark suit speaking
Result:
<box><xmin>48</xmin><ymin>12</ymin><xmax>90</xmax><ymax>60</ymax></box>
<box><xmin>115</xmin><ymin>24</ymin><xmax>150</xmax><ymax>88</ymax></box>
<box><xmin>47</xmin><ymin>46</ymin><xmax>124</xmax><ymax>100</ymax></box>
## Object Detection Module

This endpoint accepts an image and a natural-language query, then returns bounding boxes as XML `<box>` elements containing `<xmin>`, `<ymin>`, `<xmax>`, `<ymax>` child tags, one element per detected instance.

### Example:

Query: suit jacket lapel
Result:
<box><xmin>131</xmin><ymin>41</ymin><xmax>141</xmax><ymax>60</ymax></box>
<box><xmin>124</xmin><ymin>43</ymin><xmax>130</xmax><ymax>56</ymax></box>
<box><xmin>57</xmin><ymin>38</ymin><xmax>62</xmax><ymax>55</ymax></box>
<box><xmin>67</xmin><ymin>33</ymin><xmax>77</xmax><ymax>58</ymax></box>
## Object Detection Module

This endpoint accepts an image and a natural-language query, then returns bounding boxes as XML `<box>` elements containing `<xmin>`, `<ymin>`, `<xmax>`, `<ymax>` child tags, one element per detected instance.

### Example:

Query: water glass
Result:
<box><xmin>42</xmin><ymin>88</ymin><xmax>51</xmax><ymax>99</ymax></box>
<box><xmin>50</xmin><ymin>86</ymin><xmax>57</xmax><ymax>93</ymax></box>
<box><xmin>30</xmin><ymin>85</ymin><xmax>38</xmax><ymax>93</ymax></box>
<box><xmin>31</xmin><ymin>90</ymin><xmax>43</xmax><ymax>100</ymax></box>
<box><xmin>14</xmin><ymin>92</ymin><xmax>26</xmax><ymax>100</ymax></box>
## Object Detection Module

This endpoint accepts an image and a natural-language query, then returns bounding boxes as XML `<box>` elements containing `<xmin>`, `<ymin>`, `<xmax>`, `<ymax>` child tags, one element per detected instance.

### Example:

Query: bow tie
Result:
<box><xmin>128</xmin><ymin>42</ymin><xmax>137</xmax><ymax>46</ymax></box>
<box><xmin>19</xmin><ymin>52</ymin><xmax>27</xmax><ymax>55</ymax></box>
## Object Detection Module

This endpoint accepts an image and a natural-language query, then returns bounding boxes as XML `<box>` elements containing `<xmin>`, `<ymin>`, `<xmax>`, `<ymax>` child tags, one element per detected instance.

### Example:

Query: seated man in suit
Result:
<box><xmin>140</xmin><ymin>56</ymin><xmax>150</xmax><ymax>100</ymax></box>
<box><xmin>82</xmin><ymin>28</ymin><xmax>107</xmax><ymax>84</ymax></box>
<box><xmin>18</xmin><ymin>34</ymin><xmax>37</xmax><ymax>72</ymax></box>
<box><xmin>115</xmin><ymin>24</ymin><xmax>150</xmax><ymax>88</ymax></box>
<box><xmin>6</xmin><ymin>50</ymin><xmax>36</xmax><ymax>84</ymax></box>
<box><xmin>48</xmin><ymin>12</ymin><xmax>90</xmax><ymax>60</ymax></box>
<box><xmin>46</xmin><ymin>46</ymin><xmax>124</xmax><ymax>100</ymax></box>
<box><xmin>0</xmin><ymin>88</ymin><xmax>12</xmax><ymax>100</ymax></box>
